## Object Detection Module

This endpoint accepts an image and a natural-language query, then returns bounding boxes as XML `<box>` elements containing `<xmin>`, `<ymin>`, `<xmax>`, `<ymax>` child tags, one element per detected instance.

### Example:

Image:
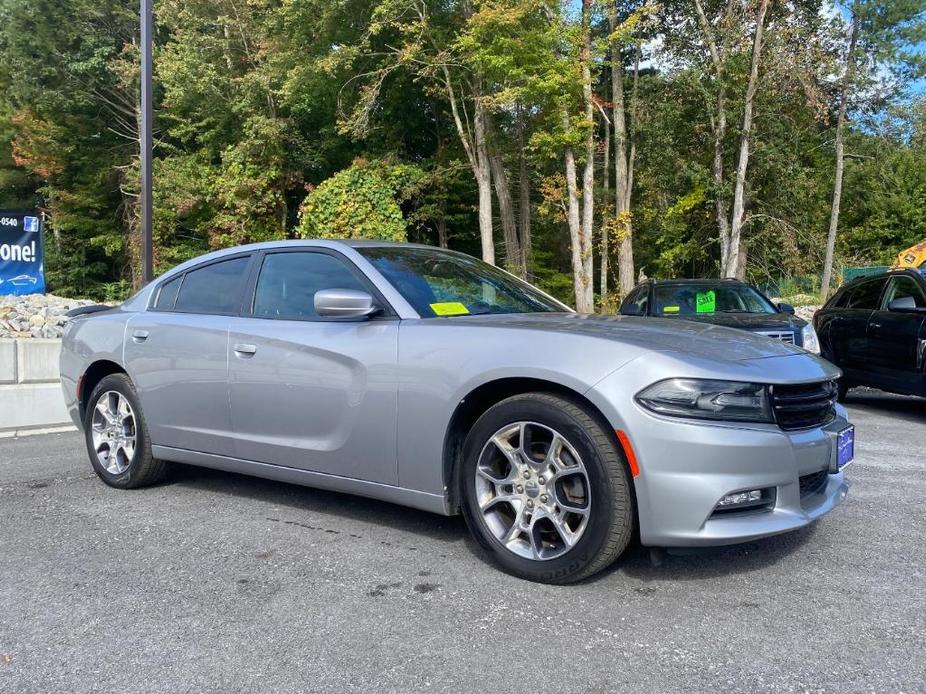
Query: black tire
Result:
<box><xmin>460</xmin><ymin>392</ymin><xmax>634</xmax><ymax>584</ymax></box>
<box><xmin>83</xmin><ymin>373</ymin><xmax>168</xmax><ymax>489</ymax></box>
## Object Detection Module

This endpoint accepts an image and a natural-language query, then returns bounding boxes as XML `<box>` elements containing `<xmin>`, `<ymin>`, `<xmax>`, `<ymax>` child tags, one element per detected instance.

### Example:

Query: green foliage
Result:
<box><xmin>296</xmin><ymin>158</ymin><xmax>423</xmax><ymax>241</ymax></box>
<box><xmin>0</xmin><ymin>0</ymin><xmax>923</xmax><ymax>303</ymax></box>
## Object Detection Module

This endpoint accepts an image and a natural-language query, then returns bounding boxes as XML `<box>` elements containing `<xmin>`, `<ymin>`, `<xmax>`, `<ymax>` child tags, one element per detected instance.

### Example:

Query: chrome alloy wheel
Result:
<box><xmin>90</xmin><ymin>391</ymin><xmax>138</xmax><ymax>475</ymax></box>
<box><xmin>475</xmin><ymin>421</ymin><xmax>591</xmax><ymax>560</ymax></box>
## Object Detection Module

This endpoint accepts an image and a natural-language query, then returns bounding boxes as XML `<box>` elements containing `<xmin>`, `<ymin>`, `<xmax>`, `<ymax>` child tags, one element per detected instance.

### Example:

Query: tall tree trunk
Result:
<box><xmin>694</xmin><ymin>0</ymin><xmax>735</xmax><ymax>274</ymax></box>
<box><xmin>490</xmin><ymin>150</ymin><xmax>522</xmax><ymax>276</ymax></box>
<box><xmin>714</xmin><ymin>88</ymin><xmax>731</xmax><ymax>271</ymax></box>
<box><xmin>436</xmin><ymin>215</ymin><xmax>449</xmax><ymax>248</ymax></box>
<box><xmin>578</xmin><ymin>0</ymin><xmax>595</xmax><ymax>310</ymax></box>
<box><xmin>610</xmin><ymin>2</ymin><xmax>634</xmax><ymax>296</ymax></box>
<box><xmin>474</xmin><ymin>93</ymin><xmax>495</xmax><ymax>265</ymax></box>
<box><xmin>440</xmin><ymin>63</ymin><xmax>495</xmax><ymax>265</ymax></box>
<box><xmin>820</xmin><ymin>9</ymin><xmax>860</xmax><ymax>301</ymax></box>
<box><xmin>564</xmin><ymin>142</ymin><xmax>590</xmax><ymax>311</ymax></box>
<box><xmin>601</xmin><ymin>108</ymin><xmax>610</xmax><ymax>298</ymax></box>
<box><xmin>518</xmin><ymin>109</ymin><xmax>531</xmax><ymax>278</ymax></box>
<box><xmin>725</xmin><ymin>0</ymin><xmax>770</xmax><ymax>280</ymax></box>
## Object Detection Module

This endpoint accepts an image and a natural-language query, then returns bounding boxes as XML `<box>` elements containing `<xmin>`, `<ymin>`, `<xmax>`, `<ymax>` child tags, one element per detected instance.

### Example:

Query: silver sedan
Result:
<box><xmin>60</xmin><ymin>241</ymin><xmax>853</xmax><ymax>583</ymax></box>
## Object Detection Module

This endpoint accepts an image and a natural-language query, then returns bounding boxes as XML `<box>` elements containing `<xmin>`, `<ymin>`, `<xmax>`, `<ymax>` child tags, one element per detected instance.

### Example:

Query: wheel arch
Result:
<box><xmin>441</xmin><ymin>376</ymin><xmax>635</xmax><ymax>514</ymax></box>
<box><xmin>78</xmin><ymin>360</ymin><xmax>128</xmax><ymax>422</ymax></box>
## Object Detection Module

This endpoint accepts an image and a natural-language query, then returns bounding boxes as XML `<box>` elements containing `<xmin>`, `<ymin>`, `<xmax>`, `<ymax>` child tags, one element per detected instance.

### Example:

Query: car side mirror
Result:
<box><xmin>887</xmin><ymin>295</ymin><xmax>922</xmax><ymax>313</ymax></box>
<box><xmin>776</xmin><ymin>302</ymin><xmax>795</xmax><ymax>315</ymax></box>
<box><xmin>314</xmin><ymin>289</ymin><xmax>380</xmax><ymax>319</ymax></box>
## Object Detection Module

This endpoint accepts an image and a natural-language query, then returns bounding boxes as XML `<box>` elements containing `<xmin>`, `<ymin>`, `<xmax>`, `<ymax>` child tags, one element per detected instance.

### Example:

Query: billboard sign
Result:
<box><xmin>0</xmin><ymin>210</ymin><xmax>45</xmax><ymax>296</ymax></box>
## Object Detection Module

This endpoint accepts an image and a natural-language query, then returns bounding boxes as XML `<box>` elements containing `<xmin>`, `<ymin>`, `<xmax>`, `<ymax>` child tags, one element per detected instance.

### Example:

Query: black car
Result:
<box><xmin>618</xmin><ymin>278</ymin><xmax>819</xmax><ymax>351</ymax></box>
<box><xmin>814</xmin><ymin>269</ymin><xmax>926</xmax><ymax>399</ymax></box>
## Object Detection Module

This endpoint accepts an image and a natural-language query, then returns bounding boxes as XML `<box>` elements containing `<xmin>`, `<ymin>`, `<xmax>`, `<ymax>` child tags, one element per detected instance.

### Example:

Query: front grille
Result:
<box><xmin>799</xmin><ymin>470</ymin><xmax>829</xmax><ymax>497</ymax></box>
<box><xmin>771</xmin><ymin>380</ymin><xmax>838</xmax><ymax>430</ymax></box>
<box><xmin>756</xmin><ymin>330</ymin><xmax>795</xmax><ymax>344</ymax></box>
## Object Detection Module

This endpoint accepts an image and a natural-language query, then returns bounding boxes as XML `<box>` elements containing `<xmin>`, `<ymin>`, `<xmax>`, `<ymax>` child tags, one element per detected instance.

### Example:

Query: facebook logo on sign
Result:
<box><xmin>23</xmin><ymin>216</ymin><xmax>39</xmax><ymax>233</ymax></box>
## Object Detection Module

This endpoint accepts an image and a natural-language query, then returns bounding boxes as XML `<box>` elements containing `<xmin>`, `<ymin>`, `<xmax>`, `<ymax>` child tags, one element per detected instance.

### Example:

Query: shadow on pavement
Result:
<box><xmin>589</xmin><ymin>523</ymin><xmax>818</xmax><ymax>585</ymax></box>
<box><xmin>168</xmin><ymin>463</ymin><xmax>468</xmax><ymax>546</ymax></box>
<box><xmin>166</xmin><ymin>458</ymin><xmax>821</xmax><ymax>584</ymax></box>
<box><xmin>845</xmin><ymin>388</ymin><xmax>926</xmax><ymax>424</ymax></box>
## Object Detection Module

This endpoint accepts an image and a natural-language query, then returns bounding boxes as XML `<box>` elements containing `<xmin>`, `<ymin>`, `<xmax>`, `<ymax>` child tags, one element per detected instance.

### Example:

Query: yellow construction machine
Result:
<box><xmin>894</xmin><ymin>240</ymin><xmax>926</xmax><ymax>269</ymax></box>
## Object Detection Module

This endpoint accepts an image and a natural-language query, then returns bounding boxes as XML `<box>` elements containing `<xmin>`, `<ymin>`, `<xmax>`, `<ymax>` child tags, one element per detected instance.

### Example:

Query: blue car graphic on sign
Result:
<box><xmin>8</xmin><ymin>274</ymin><xmax>38</xmax><ymax>286</ymax></box>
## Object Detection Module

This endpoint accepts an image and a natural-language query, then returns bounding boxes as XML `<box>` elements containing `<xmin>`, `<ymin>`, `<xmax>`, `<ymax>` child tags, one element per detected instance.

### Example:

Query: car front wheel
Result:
<box><xmin>460</xmin><ymin>393</ymin><xmax>634</xmax><ymax>584</ymax></box>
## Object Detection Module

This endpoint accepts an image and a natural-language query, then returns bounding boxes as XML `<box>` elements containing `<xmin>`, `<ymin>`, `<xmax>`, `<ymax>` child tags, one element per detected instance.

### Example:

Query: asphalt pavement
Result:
<box><xmin>1</xmin><ymin>389</ymin><xmax>924</xmax><ymax>693</ymax></box>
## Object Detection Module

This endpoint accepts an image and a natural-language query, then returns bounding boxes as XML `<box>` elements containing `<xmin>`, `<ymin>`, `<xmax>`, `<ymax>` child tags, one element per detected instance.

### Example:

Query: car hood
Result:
<box><xmin>657</xmin><ymin>311</ymin><xmax>805</xmax><ymax>331</ymax></box>
<box><xmin>441</xmin><ymin>313</ymin><xmax>805</xmax><ymax>362</ymax></box>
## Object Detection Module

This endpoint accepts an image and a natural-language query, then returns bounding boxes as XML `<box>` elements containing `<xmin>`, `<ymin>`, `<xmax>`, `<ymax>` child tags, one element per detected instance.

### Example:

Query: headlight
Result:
<box><xmin>636</xmin><ymin>379</ymin><xmax>773</xmax><ymax>423</ymax></box>
<box><xmin>801</xmin><ymin>324</ymin><xmax>820</xmax><ymax>354</ymax></box>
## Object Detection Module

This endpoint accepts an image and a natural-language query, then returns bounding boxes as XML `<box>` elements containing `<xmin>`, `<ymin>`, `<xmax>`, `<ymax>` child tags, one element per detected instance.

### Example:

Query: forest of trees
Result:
<box><xmin>0</xmin><ymin>0</ymin><xmax>923</xmax><ymax>306</ymax></box>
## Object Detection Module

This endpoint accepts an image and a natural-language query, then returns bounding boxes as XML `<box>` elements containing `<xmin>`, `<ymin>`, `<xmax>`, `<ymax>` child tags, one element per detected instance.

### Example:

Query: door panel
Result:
<box><xmin>226</xmin><ymin>317</ymin><xmax>399</xmax><ymax>483</ymax></box>
<box><xmin>124</xmin><ymin>312</ymin><xmax>233</xmax><ymax>455</ymax></box>
<box><xmin>840</xmin><ymin>277</ymin><xmax>888</xmax><ymax>372</ymax></box>
<box><xmin>866</xmin><ymin>276</ymin><xmax>926</xmax><ymax>394</ymax></box>
<box><xmin>225</xmin><ymin>249</ymin><xmax>399</xmax><ymax>484</ymax></box>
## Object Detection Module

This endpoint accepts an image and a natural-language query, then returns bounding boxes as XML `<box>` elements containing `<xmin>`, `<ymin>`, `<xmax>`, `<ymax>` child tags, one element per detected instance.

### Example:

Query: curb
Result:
<box><xmin>0</xmin><ymin>424</ymin><xmax>77</xmax><ymax>439</ymax></box>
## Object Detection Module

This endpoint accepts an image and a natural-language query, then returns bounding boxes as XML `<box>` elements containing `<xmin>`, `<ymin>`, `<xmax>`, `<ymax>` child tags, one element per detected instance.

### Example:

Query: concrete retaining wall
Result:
<box><xmin>0</xmin><ymin>339</ymin><xmax>73</xmax><ymax>436</ymax></box>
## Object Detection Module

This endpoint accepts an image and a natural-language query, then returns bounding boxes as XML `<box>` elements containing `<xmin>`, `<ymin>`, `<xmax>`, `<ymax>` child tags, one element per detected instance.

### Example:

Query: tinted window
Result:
<box><xmin>253</xmin><ymin>252</ymin><xmax>368</xmax><ymax>320</ymax></box>
<box><xmin>153</xmin><ymin>275</ymin><xmax>181</xmax><ymax>310</ymax></box>
<box><xmin>652</xmin><ymin>283</ymin><xmax>776</xmax><ymax>317</ymax></box>
<box><xmin>622</xmin><ymin>286</ymin><xmax>649</xmax><ymax>315</ymax></box>
<box><xmin>359</xmin><ymin>246</ymin><xmax>564</xmax><ymax>317</ymax></box>
<box><xmin>882</xmin><ymin>276</ymin><xmax>926</xmax><ymax>309</ymax></box>
<box><xmin>826</xmin><ymin>289</ymin><xmax>849</xmax><ymax>309</ymax></box>
<box><xmin>844</xmin><ymin>278</ymin><xmax>887</xmax><ymax>309</ymax></box>
<box><xmin>174</xmin><ymin>256</ymin><xmax>250</xmax><ymax>314</ymax></box>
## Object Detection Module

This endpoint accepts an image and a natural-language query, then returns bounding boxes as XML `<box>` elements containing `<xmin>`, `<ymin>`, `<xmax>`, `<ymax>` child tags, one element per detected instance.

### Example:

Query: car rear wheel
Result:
<box><xmin>460</xmin><ymin>393</ymin><xmax>634</xmax><ymax>584</ymax></box>
<box><xmin>84</xmin><ymin>373</ymin><xmax>167</xmax><ymax>489</ymax></box>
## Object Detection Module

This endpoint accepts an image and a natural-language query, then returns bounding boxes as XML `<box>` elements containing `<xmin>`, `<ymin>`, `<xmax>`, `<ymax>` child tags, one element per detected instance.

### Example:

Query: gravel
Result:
<box><xmin>0</xmin><ymin>294</ymin><xmax>98</xmax><ymax>339</ymax></box>
<box><xmin>0</xmin><ymin>389</ymin><xmax>924</xmax><ymax>692</ymax></box>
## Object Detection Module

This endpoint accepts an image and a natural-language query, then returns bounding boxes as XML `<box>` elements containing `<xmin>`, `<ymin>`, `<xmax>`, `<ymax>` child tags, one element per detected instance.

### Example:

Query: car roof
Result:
<box><xmin>157</xmin><ymin>240</ymin><xmax>461</xmax><ymax>275</ymax></box>
<box><xmin>643</xmin><ymin>278</ymin><xmax>746</xmax><ymax>286</ymax></box>
<box><xmin>840</xmin><ymin>268</ymin><xmax>924</xmax><ymax>289</ymax></box>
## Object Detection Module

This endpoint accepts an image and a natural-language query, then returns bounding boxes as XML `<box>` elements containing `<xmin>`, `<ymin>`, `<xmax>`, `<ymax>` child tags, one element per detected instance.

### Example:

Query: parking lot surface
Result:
<box><xmin>1</xmin><ymin>389</ymin><xmax>924</xmax><ymax>693</ymax></box>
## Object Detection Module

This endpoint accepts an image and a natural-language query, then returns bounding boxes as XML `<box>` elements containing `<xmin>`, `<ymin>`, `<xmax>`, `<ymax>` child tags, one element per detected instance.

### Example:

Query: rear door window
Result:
<box><xmin>173</xmin><ymin>256</ymin><xmax>251</xmax><ymax>315</ymax></box>
<box><xmin>153</xmin><ymin>275</ymin><xmax>181</xmax><ymax>310</ymax></box>
<box><xmin>845</xmin><ymin>278</ymin><xmax>888</xmax><ymax>309</ymax></box>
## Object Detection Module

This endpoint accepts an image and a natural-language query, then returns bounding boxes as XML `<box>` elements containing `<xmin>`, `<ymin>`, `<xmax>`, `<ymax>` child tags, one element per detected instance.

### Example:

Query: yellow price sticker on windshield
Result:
<box><xmin>430</xmin><ymin>302</ymin><xmax>470</xmax><ymax>316</ymax></box>
<box><xmin>663</xmin><ymin>305</ymin><xmax>680</xmax><ymax>314</ymax></box>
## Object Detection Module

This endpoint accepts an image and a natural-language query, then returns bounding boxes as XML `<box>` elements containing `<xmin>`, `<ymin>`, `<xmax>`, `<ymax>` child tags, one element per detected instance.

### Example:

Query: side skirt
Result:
<box><xmin>151</xmin><ymin>445</ymin><xmax>452</xmax><ymax>516</ymax></box>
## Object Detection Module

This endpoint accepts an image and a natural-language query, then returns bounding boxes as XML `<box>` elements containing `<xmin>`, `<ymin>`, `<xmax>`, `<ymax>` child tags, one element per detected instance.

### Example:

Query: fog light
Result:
<box><xmin>718</xmin><ymin>489</ymin><xmax>763</xmax><ymax>507</ymax></box>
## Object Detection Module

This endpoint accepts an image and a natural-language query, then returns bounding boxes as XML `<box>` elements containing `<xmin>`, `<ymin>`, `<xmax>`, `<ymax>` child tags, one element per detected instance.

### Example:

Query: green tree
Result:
<box><xmin>295</xmin><ymin>158</ymin><xmax>422</xmax><ymax>241</ymax></box>
<box><xmin>819</xmin><ymin>0</ymin><xmax>926</xmax><ymax>298</ymax></box>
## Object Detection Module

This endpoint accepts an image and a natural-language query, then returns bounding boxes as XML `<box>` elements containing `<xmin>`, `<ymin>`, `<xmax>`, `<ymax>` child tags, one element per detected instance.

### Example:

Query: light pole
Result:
<box><xmin>140</xmin><ymin>0</ymin><xmax>154</xmax><ymax>284</ymax></box>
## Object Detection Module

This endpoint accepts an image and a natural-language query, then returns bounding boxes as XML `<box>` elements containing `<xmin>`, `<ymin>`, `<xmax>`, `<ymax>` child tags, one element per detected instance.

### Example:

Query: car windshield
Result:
<box><xmin>358</xmin><ymin>246</ymin><xmax>567</xmax><ymax>317</ymax></box>
<box><xmin>653</xmin><ymin>283</ymin><xmax>777</xmax><ymax>317</ymax></box>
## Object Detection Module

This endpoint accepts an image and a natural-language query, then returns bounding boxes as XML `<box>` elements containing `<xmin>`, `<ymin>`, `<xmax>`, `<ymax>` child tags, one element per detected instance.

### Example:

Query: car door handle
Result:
<box><xmin>233</xmin><ymin>343</ymin><xmax>257</xmax><ymax>357</ymax></box>
<box><xmin>870</xmin><ymin>322</ymin><xmax>882</xmax><ymax>330</ymax></box>
<box><xmin>131</xmin><ymin>329</ymin><xmax>149</xmax><ymax>343</ymax></box>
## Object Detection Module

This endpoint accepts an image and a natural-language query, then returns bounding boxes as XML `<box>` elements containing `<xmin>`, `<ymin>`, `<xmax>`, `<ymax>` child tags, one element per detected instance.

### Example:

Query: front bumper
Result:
<box><xmin>589</xmin><ymin>361</ymin><xmax>850</xmax><ymax>548</ymax></box>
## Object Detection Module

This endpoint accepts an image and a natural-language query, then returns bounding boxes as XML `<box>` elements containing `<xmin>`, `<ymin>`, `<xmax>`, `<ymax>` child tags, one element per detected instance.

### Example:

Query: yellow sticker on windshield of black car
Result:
<box><xmin>430</xmin><ymin>302</ymin><xmax>470</xmax><ymax>316</ymax></box>
<box><xmin>696</xmin><ymin>290</ymin><xmax>716</xmax><ymax>314</ymax></box>
<box><xmin>663</xmin><ymin>305</ymin><xmax>680</xmax><ymax>314</ymax></box>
